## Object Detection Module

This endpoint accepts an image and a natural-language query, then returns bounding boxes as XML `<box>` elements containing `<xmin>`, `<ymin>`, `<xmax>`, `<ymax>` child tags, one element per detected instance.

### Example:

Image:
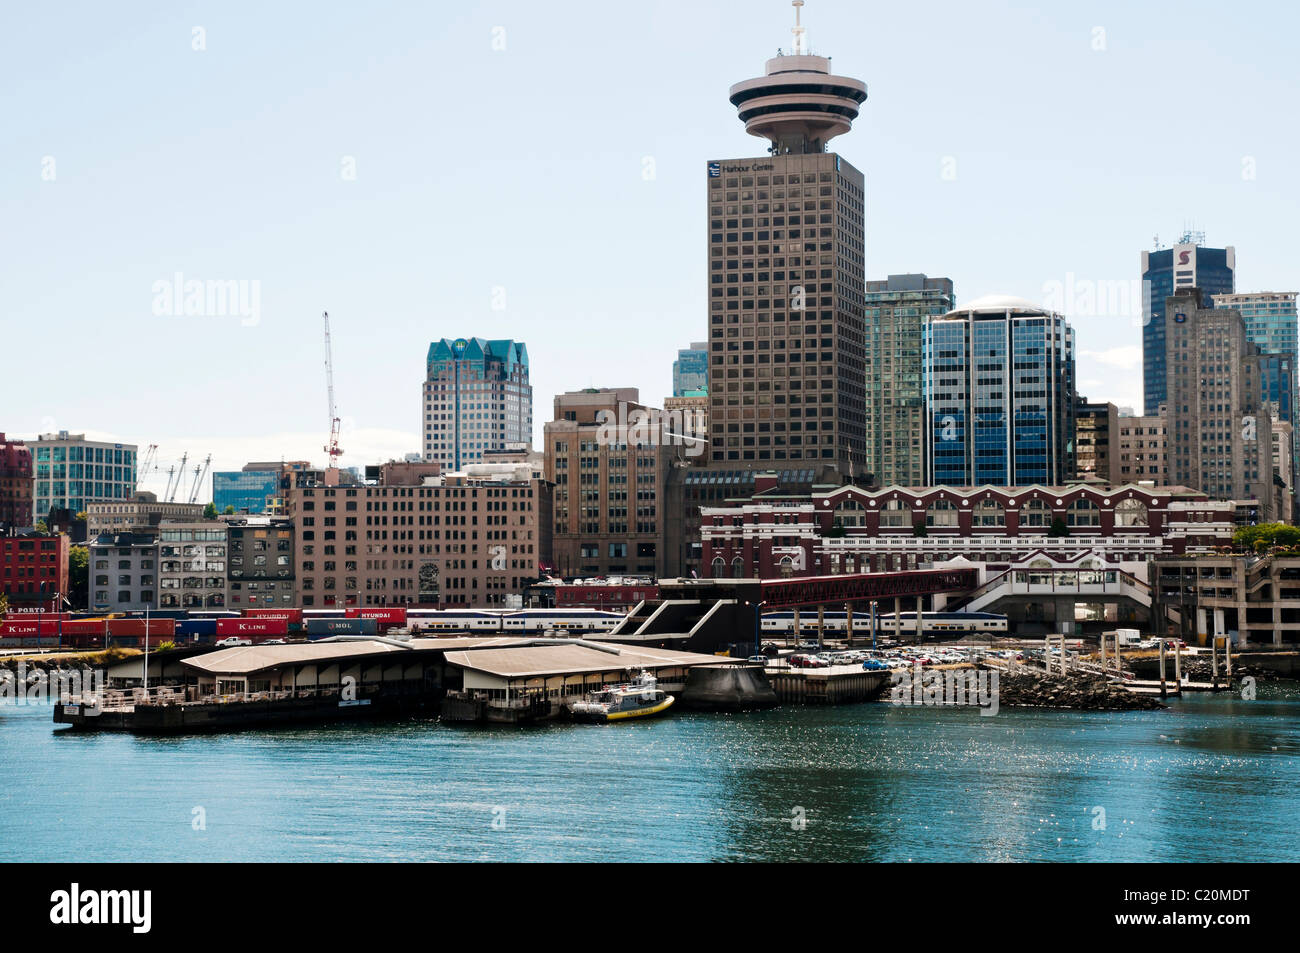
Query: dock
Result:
<box><xmin>763</xmin><ymin>662</ymin><xmax>891</xmax><ymax>705</ymax></box>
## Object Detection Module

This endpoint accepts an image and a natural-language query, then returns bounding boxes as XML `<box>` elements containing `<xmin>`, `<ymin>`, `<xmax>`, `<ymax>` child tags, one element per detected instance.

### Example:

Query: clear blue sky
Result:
<box><xmin>4</xmin><ymin>0</ymin><xmax>1297</xmax><ymax>496</ymax></box>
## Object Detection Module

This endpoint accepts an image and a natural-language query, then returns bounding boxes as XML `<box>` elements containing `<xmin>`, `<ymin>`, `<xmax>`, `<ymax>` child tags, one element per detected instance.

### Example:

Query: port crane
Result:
<box><xmin>134</xmin><ymin>444</ymin><xmax>158</xmax><ymax>492</ymax></box>
<box><xmin>164</xmin><ymin>452</ymin><xmax>188</xmax><ymax>502</ymax></box>
<box><xmin>188</xmin><ymin>454</ymin><xmax>212</xmax><ymax>505</ymax></box>
<box><xmin>323</xmin><ymin>310</ymin><xmax>343</xmax><ymax>465</ymax></box>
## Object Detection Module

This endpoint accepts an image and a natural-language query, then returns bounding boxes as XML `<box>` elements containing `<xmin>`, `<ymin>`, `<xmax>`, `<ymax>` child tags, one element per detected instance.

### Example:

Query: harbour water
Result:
<box><xmin>3</xmin><ymin>688</ymin><xmax>1299</xmax><ymax>862</ymax></box>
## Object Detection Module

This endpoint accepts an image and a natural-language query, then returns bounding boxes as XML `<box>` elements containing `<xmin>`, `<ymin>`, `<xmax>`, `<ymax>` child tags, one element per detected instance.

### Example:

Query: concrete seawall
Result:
<box><xmin>680</xmin><ymin>664</ymin><xmax>778</xmax><ymax>711</ymax></box>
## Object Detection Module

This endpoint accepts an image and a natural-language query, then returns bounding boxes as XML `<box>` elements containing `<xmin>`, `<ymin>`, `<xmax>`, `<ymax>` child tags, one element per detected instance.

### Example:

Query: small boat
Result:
<box><xmin>570</xmin><ymin>671</ymin><xmax>675</xmax><ymax>723</ymax></box>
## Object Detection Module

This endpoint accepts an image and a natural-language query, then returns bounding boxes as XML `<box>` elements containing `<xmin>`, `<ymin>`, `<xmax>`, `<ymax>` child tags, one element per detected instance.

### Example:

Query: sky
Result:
<box><xmin>4</xmin><ymin>0</ymin><xmax>1298</xmax><ymax>500</ymax></box>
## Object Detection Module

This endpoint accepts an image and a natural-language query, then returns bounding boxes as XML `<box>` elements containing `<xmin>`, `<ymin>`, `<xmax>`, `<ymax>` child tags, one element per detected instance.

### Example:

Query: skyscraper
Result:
<box><xmin>923</xmin><ymin>296</ymin><xmax>1076</xmax><ymax>487</ymax></box>
<box><xmin>1213</xmin><ymin>291</ymin><xmax>1299</xmax><ymax>427</ymax></box>
<box><xmin>706</xmin><ymin>6</ymin><xmax>868</xmax><ymax>472</ymax></box>
<box><xmin>423</xmin><ymin>338</ymin><xmax>532</xmax><ymax>472</ymax></box>
<box><xmin>1163</xmin><ymin>288</ymin><xmax>1273</xmax><ymax>515</ymax></box>
<box><xmin>865</xmin><ymin>274</ymin><xmax>955</xmax><ymax>485</ymax></box>
<box><xmin>1141</xmin><ymin>235</ymin><xmax>1236</xmax><ymax>415</ymax></box>
<box><xmin>672</xmin><ymin>343</ymin><xmax>709</xmax><ymax>397</ymax></box>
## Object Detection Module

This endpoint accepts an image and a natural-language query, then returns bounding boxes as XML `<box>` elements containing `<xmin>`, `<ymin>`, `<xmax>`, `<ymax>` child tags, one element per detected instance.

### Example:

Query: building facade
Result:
<box><xmin>1163</xmin><ymin>288</ymin><xmax>1274</xmax><ymax>516</ymax></box>
<box><xmin>923</xmin><ymin>296</ymin><xmax>1076</xmax><ymax>487</ymax></box>
<box><xmin>213</xmin><ymin>470</ymin><xmax>280</xmax><ymax>514</ymax></box>
<box><xmin>1116</xmin><ymin>408</ymin><xmax>1168</xmax><ymax>485</ymax></box>
<box><xmin>288</xmin><ymin>462</ymin><xmax>546</xmax><ymax>609</ymax></box>
<box><xmin>1214</xmin><ymin>292</ymin><xmax>1299</xmax><ymax>420</ymax></box>
<box><xmin>672</xmin><ymin>343</ymin><xmax>709</xmax><ymax>397</ymax></box>
<box><xmin>545</xmin><ymin>388</ymin><xmax>671</xmax><ymax>578</ymax></box>
<box><xmin>1142</xmin><ymin>238</ymin><xmax>1236</xmax><ymax>415</ymax></box>
<box><xmin>225</xmin><ymin>517</ymin><xmax>294</xmax><ymax>609</ymax></box>
<box><xmin>1075</xmin><ymin>399</ymin><xmax>1121</xmax><ymax>483</ymax></box>
<box><xmin>89</xmin><ymin>533</ymin><xmax>157</xmax><ymax>611</ymax></box>
<box><xmin>701</xmin><ymin>480</ymin><xmax>1232</xmax><ymax>580</ymax></box>
<box><xmin>157</xmin><ymin>521</ymin><xmax>229</xmax><ymax>610</ymax></box>
<box><xmin>423</xmin><ymin>338</ymin><xmax>532</xmax><ymax>472</ymax></box>
<box><xmin>865</xmin><ymin>274</ymin><xmax>955</xmax><ymax>486</ymax></box>
<box><xmin>707</xmin><ymin>32</ymin><xmax>868</xmax><ymax>473</ymax></box>
<box><xmin>0</xmin><ymin>433</ymin><xmax>33</xmax><ymax>532</ymax></box>
<box><xmin>31</xmin><ymin>432</ymin><xmax>137</xmax><ymax>525</ymax></box>
<box><xmin>1</xmin><ymin>534</ymin><xmax>70</xmax><ymax>609</ymax></box>
<box><xmin>86</xmin><ymin>492</ymin><xmax>205</xmax><ymax>537</ymax></box>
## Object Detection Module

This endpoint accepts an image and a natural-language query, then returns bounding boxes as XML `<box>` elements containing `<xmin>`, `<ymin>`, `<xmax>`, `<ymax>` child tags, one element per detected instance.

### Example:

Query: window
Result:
<box><xmin>972</xmin><ymin>499</ymin><xmax>1005</xmax><ymax>527</ymax></box>
<box><xmin>926</xmin><ymin>499</ymin><xmax>959</xmax><ymax>527</ymax></box>
<box><xmin>1115</xmin><ymin>498</ymin><xmax>1148</xmax><ymax>527</ymax></box>
<box><xmin>1020</xmin><ymin>499</ymin><xmax>1050</xmax><ymax>528</ymax></box>
<box><xmin>1067</xmin><ymin>498</ymin><xmax>1101</xmax><ymax>527</ymax></box>
<box><xmin>879</xmin><ymin>499</ymin><xmax>910</xmax><ymax>528</ymax></box>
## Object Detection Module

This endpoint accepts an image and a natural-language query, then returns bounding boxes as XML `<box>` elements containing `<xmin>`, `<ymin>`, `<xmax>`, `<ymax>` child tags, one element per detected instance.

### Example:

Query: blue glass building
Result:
<box><xmin>1142</xmin><ymin>239</ymin><xmax>1235</xmax><ymax>415</ymax></box>
<box><xmin>213</xmin><ymin>470</ymin><xmax>279</xmax><ymax>514</ymax></box>
<box><xmin>924</xmin><ymin>296</ymin><xmax>1075</xmax><ymax>487</ymax></box>
<box><xmin>672</xmin><ymin>343</ymin><xmax>708</xmax><ymax>397</ymax></box>
<box><xmin>423</xmin><ymin>338</ymin><xmax>532</xmax><ymax>471</ymax></box>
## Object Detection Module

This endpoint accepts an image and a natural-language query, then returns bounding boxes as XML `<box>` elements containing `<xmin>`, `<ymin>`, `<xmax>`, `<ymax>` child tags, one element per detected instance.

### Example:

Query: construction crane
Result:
<box><xmin>135</xmin><ymin>444</ymin><xmax>158</xmax><ymax>492</ymax></box>
<box><xmin>323</xmin><ymin>310</ymin><xmax>343</xmax><ymax>465</ymax></box>
<box><xmin>165</xmin><ymin>452</ymin><xmax>188</xmax><ymax>502</ymax></box>
<box><xmin>188</xmin><ymin>454</ymin><xmax>212</xmax><ymax>505</ymax></box>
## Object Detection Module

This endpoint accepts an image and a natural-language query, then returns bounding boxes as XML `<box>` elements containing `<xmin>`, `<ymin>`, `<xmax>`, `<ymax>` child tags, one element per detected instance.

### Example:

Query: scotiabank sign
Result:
<box><xmin>345</xmin><ymin>607</ymin><xmax>407</xmax><ymax>625</ymax></box>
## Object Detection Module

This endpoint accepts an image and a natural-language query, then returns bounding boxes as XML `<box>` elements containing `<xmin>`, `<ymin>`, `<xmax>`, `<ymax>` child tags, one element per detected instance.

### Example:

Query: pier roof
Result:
<box><xmin>442</xmin><ymin>642</ymin><xmax>730</xmax><ymax>679</ymax></box>
<box><xmin>183</xmin><ymin>637</ymin><xmax>518</xmax><ymax>676</ymax></box>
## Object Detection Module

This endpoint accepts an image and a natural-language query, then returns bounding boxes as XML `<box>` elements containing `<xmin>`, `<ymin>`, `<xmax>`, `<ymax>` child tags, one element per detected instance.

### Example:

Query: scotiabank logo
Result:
<box><xmin>1176</xmin><ymin>250</ymin><xmax>1192</xmax><ymax>265</ymax></box>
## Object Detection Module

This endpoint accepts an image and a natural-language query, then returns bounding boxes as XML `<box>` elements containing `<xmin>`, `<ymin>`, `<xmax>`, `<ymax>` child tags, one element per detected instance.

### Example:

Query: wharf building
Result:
<box><xmin>1141</xmin><ymin>235</ymin><xmax>1236</xmax><ymax>415</ymax></box>
<box><xmin>31</xmin><ymin>431</ymin><xmax>137</xmax><ymax>526</ymax></box>
<box><xmin>701</xmin><ymin>478</ymin><xmax>1232</xmax><ymax>579</ymax></box>
<box><xmin>923</xmin><ymin>296</ymin><xmax>1076</xmax><ymax>487</ymax></box>
<box><xmin>865</xmin><ymin>274</ymin><xmax>955</xmax><ymax>487</ymax></box>
<box><xmin>706</xmin><ymin>10</ymin><xmax>869</xmax><ymax>474</ymax></box>
<box><xmin>1154</xmin><ymin>552</ymin><xmax>1300</xmax><ymax>647</ymax></box>
<box><xmin>287</xmin><ymin>460</ymin><xmax>548</xmax><ymax>609</ymax></box>
<box><xmin>0</xmin><ymin>433</ymin><xmax>33</xmax><ymax>532</ymax></box>
<box><xmin>423</xmin><ymin>338</ymin><xmax>532</xmax><ymax>472</ymax></box>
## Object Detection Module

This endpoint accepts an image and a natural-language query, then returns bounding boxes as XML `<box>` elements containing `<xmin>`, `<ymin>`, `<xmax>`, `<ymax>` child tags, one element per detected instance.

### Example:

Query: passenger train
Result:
<box><xmin>304</xmin><ymin>608</ymin><xmax>627</xmax><ymax>635</ymax></box>
<box><xmin>760</xmin><ymin>610</ymin><xmax>1007</xmax><ymax>639</ymax></box>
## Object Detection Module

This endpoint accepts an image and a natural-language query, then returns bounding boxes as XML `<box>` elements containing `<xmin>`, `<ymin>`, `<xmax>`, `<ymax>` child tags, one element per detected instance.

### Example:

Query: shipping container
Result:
<box><xmin>304</xmin><ymin>618</ymin><xmax>379</xmax><ymax>638</ymax></box>
<box><xmin>344</xmin><ymin>606</ymin><xmax>407</xmax><ymax>627</ymax></box>
<box><xmin>215</xmin><ymin>618</ymin><xmax>289</xmax><ymax>639</ymax></box>
<box><xmin>243</xmin><ymin>608</ymin><xmax>304</xmax><ymax>625</ymax></box>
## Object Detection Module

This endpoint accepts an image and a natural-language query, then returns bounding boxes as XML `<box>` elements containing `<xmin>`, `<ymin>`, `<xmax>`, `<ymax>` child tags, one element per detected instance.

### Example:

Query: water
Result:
<box><xmin>3</xmin><ymin>689</ymin><xmax>1299</xmax><ymax>862</ymax></box>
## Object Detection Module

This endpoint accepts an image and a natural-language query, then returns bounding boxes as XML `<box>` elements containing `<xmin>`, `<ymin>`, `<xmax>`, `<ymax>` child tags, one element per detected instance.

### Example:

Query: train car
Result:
<box><xmin>405</xmin><ymin>608</ymin><xmax>624</xmax><ymax>635</ymax></box>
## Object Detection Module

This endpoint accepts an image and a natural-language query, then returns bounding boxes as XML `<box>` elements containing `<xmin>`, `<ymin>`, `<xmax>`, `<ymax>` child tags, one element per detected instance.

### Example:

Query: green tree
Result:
<box><xmin>1048</xmin><ymin>517</ymin><xmax>1068</xmax><ymax>538</ymax></box>
<box><xmin>34</xmin><ymin>519</ymin><xmax>48</xmax><ymax>534</ymax></box>
<box><xmin>202</xmin><ymin>502</ymin><xmax>218</xmax><ymax>519</ymax></box>
<box><xmin>912</xmin><ymin>521</ymin><xmax>928</xmax><ymax>537</ymax></box>
<box><xmin>68</xmin><ymin>546</ymin><xmax>89</xmax><ymax>610</ymax></box>
<box><xmin>0</xmin><ymin>592</ymin><xmax>8</xmax><ymax>618</ymax></box>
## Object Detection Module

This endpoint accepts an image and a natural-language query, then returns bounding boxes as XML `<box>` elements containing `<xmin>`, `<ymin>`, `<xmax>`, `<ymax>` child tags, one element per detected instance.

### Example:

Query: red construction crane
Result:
<box><xmin>323</xmin><ymin>310</ymin><xmax>343</xmax><ymax>464</ymax></box>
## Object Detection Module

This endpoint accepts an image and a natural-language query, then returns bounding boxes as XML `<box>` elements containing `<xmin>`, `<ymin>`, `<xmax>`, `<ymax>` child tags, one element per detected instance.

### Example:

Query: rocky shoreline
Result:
<box><xmin>988</xmin><ymin>668</ymin><xmax>1167</xmax><ymax>711</ymax></box>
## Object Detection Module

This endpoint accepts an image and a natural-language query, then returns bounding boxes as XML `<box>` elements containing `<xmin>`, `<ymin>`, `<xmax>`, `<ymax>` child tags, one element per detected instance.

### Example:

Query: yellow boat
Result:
<box><xmin>570</xmin><ymin>671</ymin><xmax>676</xmax><ymax>723</ymax></box>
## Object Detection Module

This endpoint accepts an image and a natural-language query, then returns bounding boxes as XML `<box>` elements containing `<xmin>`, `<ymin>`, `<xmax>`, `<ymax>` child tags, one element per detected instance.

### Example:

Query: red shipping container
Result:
<box><xmin>108</xmin><ymin>619</ymin><xmax>176</xmax><ymax>638</ymax></box>
<box><xmin>345</xmin><ymin>606</ymin><xmax>407</xmax><ymax>626</ymax></box>
<box><xmin>243</xmin><ymin>608</ymin><xmax>303</xmax><ymax>625</ymax></box>
<box><xmin>216</xmin><ymin>617</ymin><xmax>289</xmax><ymax>638</ymax></box>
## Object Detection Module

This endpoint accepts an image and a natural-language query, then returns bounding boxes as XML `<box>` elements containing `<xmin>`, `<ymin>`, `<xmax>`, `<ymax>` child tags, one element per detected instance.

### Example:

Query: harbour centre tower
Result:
<box><xmin>706</xmin><ymin>3</ymin><xmax>868</xmax><ymax>475</ymax></box>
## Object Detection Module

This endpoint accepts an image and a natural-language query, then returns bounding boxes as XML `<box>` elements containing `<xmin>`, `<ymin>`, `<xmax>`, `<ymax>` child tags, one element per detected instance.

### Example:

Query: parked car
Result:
<box><xmin>215</xmin><ymin>636</ymin><xmax>252</xmax><ymax>647</ymax></box>
<box><xmin>862</xmin><ymin>659</ymin><xmax>890</xmax><ymax>671</ymax></box>
<box><xmin>263</xmin><ymin>639</ymin><xmax>286</xmax><ymax>645</ymax></box>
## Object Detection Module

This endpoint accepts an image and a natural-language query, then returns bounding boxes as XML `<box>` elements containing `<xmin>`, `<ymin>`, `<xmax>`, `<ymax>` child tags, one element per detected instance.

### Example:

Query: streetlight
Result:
<box><xmin>753</xmin><ymin>600</ymin><xmax>767</xmax><ymax>658</ymax></box>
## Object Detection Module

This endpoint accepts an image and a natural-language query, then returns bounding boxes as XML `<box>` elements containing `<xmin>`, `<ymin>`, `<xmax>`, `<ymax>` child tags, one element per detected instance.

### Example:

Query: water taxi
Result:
<box><xmin>570</xmin><ymin>671</ymin><xmax>675</xmax><ymax>723</ymax></box>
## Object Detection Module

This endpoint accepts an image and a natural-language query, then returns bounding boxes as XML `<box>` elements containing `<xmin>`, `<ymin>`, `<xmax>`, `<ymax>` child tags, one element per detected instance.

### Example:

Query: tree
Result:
<box><xmin>202</xmin><ymin>502</ymin><xmax>218</xmax><ymax>520</ymax></box>
<box><xmin>1048</xmin><ymin>517</ymin><xmax>1068</xmax><ymax>538</ymax></box>
<box><xmin>34</xmin><ymin>519</ymin><xmax>48</xmax><ymax>534</ymax></box>
<box><xmin>223</xmin><ymin>505</ymin><xmax>235</xmax><ymax>515</ymax></box>
<box><xmin>912</xmin><ymin>521</ymin><xmax>928</xmax><ymax>537</ymax></box>
<box><xmin>0</xmin><ymin>592</ymin><xmax>8</xmax><ymax>619</ymax></box>
<box><xmin>68</xmin><ymin>546</ymin><xmax>89</xmax><ymax>610</ymax></box>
